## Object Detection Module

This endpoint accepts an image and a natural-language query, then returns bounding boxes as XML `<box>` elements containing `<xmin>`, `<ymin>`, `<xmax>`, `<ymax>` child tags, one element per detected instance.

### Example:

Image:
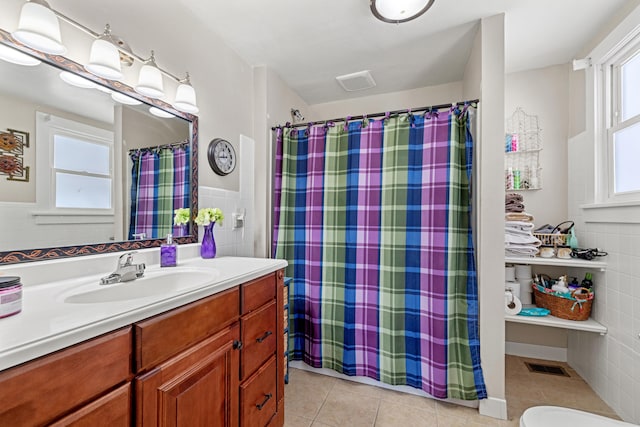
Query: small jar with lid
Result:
<box><xmin>0</xmin><ymin>276</ymin><xmax>22</xmax><ymax>319</ymax></box>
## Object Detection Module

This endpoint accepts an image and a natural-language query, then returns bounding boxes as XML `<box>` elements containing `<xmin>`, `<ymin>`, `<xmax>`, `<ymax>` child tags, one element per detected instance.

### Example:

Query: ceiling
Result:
<box><xmin>178</xmin><ymin>0</ymin><xmax>630</xmax><ymax>105</ymax></box>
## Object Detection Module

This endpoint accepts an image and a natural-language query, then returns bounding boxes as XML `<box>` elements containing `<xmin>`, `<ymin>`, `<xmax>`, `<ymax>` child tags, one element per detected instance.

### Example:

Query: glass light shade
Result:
<box><xmin>12</xmin><ymin>2</ymin><xmax>66</xmax><ymax>55</ymax></box>
<box><xmin>0</xmin><ymin>44</ymin><xmax>40</xmax><ymax>66</ymax></box>
<box><xmin>135</xmin><ymin>64</ymin><xmax>164</xmax><ymax>98</ymax></box>
<box><xmin>111</xmin><ymin>92</ymin><xmax>142</xmax><ymax>105</ymax></box>
<box><xmin>149</xmin><ymin>107</ymin><xmax>174</xmax><ymax>118</ymax></box>
<box><xmin>173</xmin><ymin>83</ymin><xmax>199</xmax><ymax>114</ymax></box>
<box><xmin>371</xmin><ymin>0</ymin><xmax>435</xmax><ymax>23</ymax></box>
<box><xmin>59</xmin><ymin>71</ymin><xmax>98</xmax><ymax>89</ymax></box>
<box><xmin>86</xmin><ymin>39</ymin><xmax>122</xmax><ymax>80</ymax></box>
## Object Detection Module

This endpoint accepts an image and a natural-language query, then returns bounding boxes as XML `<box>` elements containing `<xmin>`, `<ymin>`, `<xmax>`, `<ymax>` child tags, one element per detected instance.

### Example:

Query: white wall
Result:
<box><xmin>308</xmin><ymin>81</ymin><xmax>463</xmax><ymax>121</ymax></box>
<box><xmin>467</xmin><ymin>14</ymin><xmax>507</xmax><ymax>420</ymax></box>
<box><xmin>565</xmin><ymin>4</ymin><xmax>640</xmax><ymax>424</ymax></box>
<box><xmin>505</xmin><ymin>65</ymin><xmax>570</xmax><ymax>228</ymax></box>
<box><xmin>504</xmin><ymin>65</ymin><xmax>572</xmax><ymax>356</ymax></box>
<box><xmin>252</xmin><ymin>67</ymin><xmax>311</xmax><ymax>257</ymax></box>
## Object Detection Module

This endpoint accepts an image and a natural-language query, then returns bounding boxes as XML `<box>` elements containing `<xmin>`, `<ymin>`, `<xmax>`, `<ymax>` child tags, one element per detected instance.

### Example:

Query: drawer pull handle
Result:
<box><xmin>233</xmin><ymin>340</ymin><xmax>243</xmax><ymax>350</ymax></box>
<box><xmin>256</xmin><ymin>331</ymin><xmax>273</xmax><ymax>343</ymax></box>
<box><xmin>256</xmin><ymin>393</ymin><xmax>272</xmax><ymax>410</ymax></box>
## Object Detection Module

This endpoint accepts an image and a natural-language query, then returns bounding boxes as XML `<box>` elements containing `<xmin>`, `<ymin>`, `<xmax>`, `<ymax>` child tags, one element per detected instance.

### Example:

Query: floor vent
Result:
<box><xmin>524</xmin><ymin>362</ymin><xmax>570</xmax><ymax>377</ymax></box>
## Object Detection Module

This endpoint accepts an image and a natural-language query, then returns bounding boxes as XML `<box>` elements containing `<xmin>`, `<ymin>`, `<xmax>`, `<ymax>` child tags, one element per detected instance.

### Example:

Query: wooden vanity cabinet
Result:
<box><xmin>0</xmin><ymin>327</ymin><xmax>132</xmax><ymax>427</ymax></box>
<box><xmin>0</xmin><ymin>269</ymin><xmax>285</xmax><ymax>427</ymax></box>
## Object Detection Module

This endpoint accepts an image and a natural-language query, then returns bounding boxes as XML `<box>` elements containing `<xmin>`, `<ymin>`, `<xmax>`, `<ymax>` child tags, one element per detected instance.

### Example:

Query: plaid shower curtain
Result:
<box><xmin>273</xmin><ymin>107</ymin><xmax>486</xmax><ymax>400</ymax></box>
<box><xmin>128</xmin><ymin>145</ymin><xmax>190</xmax><ymax>240</ymax></box>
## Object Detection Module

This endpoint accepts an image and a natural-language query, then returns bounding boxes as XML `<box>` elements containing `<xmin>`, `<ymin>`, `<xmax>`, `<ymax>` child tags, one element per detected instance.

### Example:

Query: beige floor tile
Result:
<box><xmin>310</xmin><ymin>422</ymin><xmax>334</xmax><ymax>427</ymax></box>
<box><xmin>331</xmin><ymin>378</ymin><xmax>389</xmax><ymax>399</ymax></box>
<box><xmin>377</xmin><ymin>387</ymin><xmax>437</xmax><ymax>412</ymax></box>
<box><xmin>315</xmin><ymin>389</ymin><xmax>379</xmax><ymax>427</ymax></box>
<box><xmin>285</xmin><ymin>379</ymin><xmax>330</xmax><ymax>419</ymax></box>
<box><xmin>437</xmin><ymin>413</ymin><xmax>517</xmax><ymax>426</ymax></box>
<box><xmin>284</xmin><ymin>414</ymin><xmax>314</xmax><ymax>427</ymax></box>
<box><xmin>435</xmin><ymin>401</ymin><xmax>479</xmax><ymax>420</ymax></box>
<box><xmin>375</xmin><ymin>400</ymin><xmax>438</xmax><ymax>427</ymax></box>
<box><xmin>507</xmin><ymin>397</ymin><xmax>544</xmax><ymax>421</ymax></box>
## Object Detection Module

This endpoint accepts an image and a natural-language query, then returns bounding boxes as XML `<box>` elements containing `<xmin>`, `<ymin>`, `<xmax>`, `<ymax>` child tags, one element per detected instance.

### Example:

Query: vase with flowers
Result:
<box><xmin>195</xmin><ymin>208</ymin><xmax>224</xmax><ymax>259</ymax></box>
<box><xmin>173</xmin><ymin>208</ymin><xmax>190</xmax><ymax>237</ymax></box>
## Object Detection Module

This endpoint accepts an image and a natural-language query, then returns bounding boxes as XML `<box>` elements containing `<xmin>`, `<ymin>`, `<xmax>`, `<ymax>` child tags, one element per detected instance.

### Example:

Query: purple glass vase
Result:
<box><xmin>200</xmin><ymin>222</ymin><xmax>216</xmax><ymax>259</ymax></box>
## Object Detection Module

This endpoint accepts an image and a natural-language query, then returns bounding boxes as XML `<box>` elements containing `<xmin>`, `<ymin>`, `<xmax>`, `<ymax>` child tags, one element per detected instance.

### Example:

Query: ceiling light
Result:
<box><xmin>370</xmin><ymin>0</ymin><xmax>436</xmax><ymax>24</ymax></box>
<box><xmin>172</xmin><ymin>73</ymin><xmax>199</xmax><ymax>114</ymax></box>
<box><xmin>149</xmin><ymin>107</ymin><xmax>174</xmax><ymax>118</ymax></box>
<box><xmin>111</xmin><ymin>92</ymin><xmax>142</xmax><ymax>105</ymax></box>
<box><xmin>0</xmin><ymin>44</ymin><xmax>40</xmax><ymax>66</ymax></box>
<box><xmin>12</xmin><ymin>0</ymin><xmax>66</xmax><ymax>55</ymax></box>
<box><xmin>135</xmin><ymin>51</ymin><xmax>164</xmax><ymax>99</ymax></box>
<box><xmin>85</xmin><ymin>25</ymin><xmax>123</xmax><ymax>80</ymax></box>
<box><xmin>59</xmin><ymin>71</ymin><xmax>98</xmax><ymax>89</ymax></box>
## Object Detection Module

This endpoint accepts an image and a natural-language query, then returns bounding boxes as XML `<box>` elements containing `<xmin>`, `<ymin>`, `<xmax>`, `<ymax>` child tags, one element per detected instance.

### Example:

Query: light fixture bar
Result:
<box><xmin>44</xmin><ymin>5</ymin><xmax>184</xmax><ymax>83</ymax></box>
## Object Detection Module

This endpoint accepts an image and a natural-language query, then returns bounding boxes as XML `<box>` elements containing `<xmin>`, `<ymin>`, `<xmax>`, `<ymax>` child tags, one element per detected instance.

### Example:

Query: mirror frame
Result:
<box><xmin>0</xmin><ymin>29</ymin><xmax>198</xmax><ymax>264</ymax></box>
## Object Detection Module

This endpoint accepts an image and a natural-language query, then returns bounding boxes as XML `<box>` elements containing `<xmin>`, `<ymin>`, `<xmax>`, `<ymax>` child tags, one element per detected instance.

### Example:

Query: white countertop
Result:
<box><xmin>0</xmin><ymin>254</ymin><xmax>287</xmax><ymax>372</ymax></box>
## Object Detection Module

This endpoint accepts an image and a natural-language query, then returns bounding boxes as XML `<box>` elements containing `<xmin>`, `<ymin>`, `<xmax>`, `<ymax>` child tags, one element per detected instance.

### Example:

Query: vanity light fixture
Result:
<box><xmin>8</xmin><ymin>1</ymin><xmax>200</xmax><ymax>115</ymax></box>
<box><xmin>135</xmin><ymin>51</ymin><xmax>165</xmax><ymax>99</ymax></box>
<box><xmin>59</xmin><ymin>71</ymin><xmax>98</xmax><ymax>89</ymax></box>
<box><xmin>12</xmin><ymin>0</ymin><xmax>66</xmax><ymax>55</ymax></box>
<box><xmin>172</xmin><ymin>73</ymin><xmax>199</xmax><ymax>114</ymax></box>
<box><xmin>149</xmin><ymin>106</ymin><xmax>174</xmax><ymax>119</ymax></box>
<box><xmin>111</xmin><ymin>92</ymin><xmax>142</xmax><ymax>106</ymax></box>
<box><xmin>370</xmin><ymin>0</ymin><xmax>436</xmax><ymax>24</ymax></box>
<box><xmin>85</xmin><ymin>25</ymin><xmax>123</xmax><ymax>81</ymax></box>
<box><xmin>0</xmin><ymin>44</ymin><xmax>40</xmax><ymax>66</ymax></box>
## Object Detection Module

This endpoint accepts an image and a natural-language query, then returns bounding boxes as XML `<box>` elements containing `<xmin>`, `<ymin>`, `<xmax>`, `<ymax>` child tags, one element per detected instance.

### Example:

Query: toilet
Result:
<box><xmin>520</xmin><ymin>406</ymin><xmax>639</xmax><ymax>427</ymax></box>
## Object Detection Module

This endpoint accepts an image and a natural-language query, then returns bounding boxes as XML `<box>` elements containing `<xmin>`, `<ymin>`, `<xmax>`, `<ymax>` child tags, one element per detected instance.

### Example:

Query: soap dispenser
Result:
<box><xmin>161</xmin><ymin>234</ymin><xmax>177</xmax><ymax>267</ymax></box>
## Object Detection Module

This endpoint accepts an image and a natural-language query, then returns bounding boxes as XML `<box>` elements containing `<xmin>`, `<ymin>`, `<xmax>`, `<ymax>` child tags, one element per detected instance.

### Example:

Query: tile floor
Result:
<box><xmin>284</xmin><ymin>355</ymin><xmax>620</xmax><ymax>426</ymax></box>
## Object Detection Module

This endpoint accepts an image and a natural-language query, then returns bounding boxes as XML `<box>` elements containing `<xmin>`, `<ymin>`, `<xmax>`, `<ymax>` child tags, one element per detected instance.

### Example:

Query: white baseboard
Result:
<box><xmin>505</xmin><ymin>341</ymin><xmax>567</xmax><ymax>361</ymax></box>
<box><xmin>479</xmin><ymin>397</ymin><xmax>508</xmax><ymax>420</ymax></box>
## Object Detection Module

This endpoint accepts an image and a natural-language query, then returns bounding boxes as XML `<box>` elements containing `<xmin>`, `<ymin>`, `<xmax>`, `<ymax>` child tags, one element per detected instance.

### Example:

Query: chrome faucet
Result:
<box><xmin>100</xmin><ymin>251</ymin><xmax>146</xmax><ymax>285</ymax></box>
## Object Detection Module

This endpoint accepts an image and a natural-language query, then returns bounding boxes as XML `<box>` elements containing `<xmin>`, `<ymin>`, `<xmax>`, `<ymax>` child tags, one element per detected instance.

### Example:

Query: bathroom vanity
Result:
<box><xmin>0</xmin><ymin>255</ymin><xmax>287</xmax><ymax>427</ymax></box>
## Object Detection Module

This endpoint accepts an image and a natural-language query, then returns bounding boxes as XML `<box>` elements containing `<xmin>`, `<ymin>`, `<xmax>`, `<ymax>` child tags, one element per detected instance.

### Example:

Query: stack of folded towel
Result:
<box><xmin>505</xmin><ymin>193</ymin><xmax>540</xmax><ymax>256</ymax></box>
<box><xmin>505</xmin><ymin>193</ymin><xmax>524</xmax><ymax>213</ymax></box>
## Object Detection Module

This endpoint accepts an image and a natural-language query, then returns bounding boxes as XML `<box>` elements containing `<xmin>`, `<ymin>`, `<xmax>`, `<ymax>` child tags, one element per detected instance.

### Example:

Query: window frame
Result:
<box><xmin>596</xmin><ymin>28</ymin><xmax>640</xmax><ymax>204</ymax></box>
<box><xmin>35</xmin><ymin>112</ymin><xmax>115</xmax><ymax>216</ymax></box>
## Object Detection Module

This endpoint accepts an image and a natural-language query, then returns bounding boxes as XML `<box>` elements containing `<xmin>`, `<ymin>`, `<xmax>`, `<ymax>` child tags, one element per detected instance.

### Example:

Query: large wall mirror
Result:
<box><xmin>0</xmin><ymin>29</ymin><xmax>198</xmax><ymax>264</ymax></box>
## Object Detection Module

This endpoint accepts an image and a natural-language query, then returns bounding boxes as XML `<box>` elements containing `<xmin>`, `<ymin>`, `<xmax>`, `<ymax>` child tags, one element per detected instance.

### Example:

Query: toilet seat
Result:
<box><xmin>520</xmin><ymin>406</ymin><xmax>637</xmax><ymax>427</ymax></box>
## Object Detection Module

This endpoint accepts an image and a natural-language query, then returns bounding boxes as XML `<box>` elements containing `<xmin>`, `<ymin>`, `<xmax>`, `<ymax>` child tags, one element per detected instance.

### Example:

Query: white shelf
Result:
<box><xmin>505</xmin><ymin>305</ymin><xmax>607</xmax><ymax>335</ymax></box>
<box><xmin>505</xmin><ymin>148</ymin><xmax>542</xmax><ymax>155</ymax></box>
<box><xmin>505</xmin><ymin>256</ymin><xmax>607</xmax><ymax>271</ymax></box>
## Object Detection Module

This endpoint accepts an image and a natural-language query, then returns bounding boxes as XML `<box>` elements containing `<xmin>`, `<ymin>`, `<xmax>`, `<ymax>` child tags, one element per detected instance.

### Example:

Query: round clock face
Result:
<box><xmin>207</xmin><ymin>138</ymin><xmax>236</xmax><ymax>176</ymax></box>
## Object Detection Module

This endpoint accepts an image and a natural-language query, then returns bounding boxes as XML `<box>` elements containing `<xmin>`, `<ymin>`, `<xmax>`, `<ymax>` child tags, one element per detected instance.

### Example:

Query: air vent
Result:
<box><xmin>336</xmin><ymin>70</ymin><xmax>376</xmax><ymax>92</ymax></box>
<box><xmin>524</xmin><ymin>362</ymin><xmax>570</xmax><ymax>377</ymax></box>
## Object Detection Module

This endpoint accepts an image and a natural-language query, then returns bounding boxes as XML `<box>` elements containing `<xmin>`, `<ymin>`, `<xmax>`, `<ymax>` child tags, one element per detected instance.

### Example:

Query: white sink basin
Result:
<box><xmin>60</xmin><ymin>267</ymin><xmax>218</xmax><ymax>304</ymax></box>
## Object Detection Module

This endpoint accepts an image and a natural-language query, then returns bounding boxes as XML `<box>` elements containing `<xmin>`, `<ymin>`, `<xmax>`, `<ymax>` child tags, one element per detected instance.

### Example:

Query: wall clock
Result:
<box><xmin>207</xmin><ymin>138</ymin><xmax>236</xmax><ymax>176</ymax></box>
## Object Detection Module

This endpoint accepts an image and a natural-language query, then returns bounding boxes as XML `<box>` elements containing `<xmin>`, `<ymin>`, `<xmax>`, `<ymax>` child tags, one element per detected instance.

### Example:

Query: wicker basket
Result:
<box><xmin>533</xmin><ymin>286</ymin><xmax>593</xmax><ymax>321</ymax></box>
<box><xmin>533</xmin><ymin>232</ymin><xmax>568</xmax><ymax>249</ymax></box>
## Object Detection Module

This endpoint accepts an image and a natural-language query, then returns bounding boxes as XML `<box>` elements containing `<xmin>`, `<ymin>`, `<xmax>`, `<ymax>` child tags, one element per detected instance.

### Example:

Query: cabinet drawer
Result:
<box><xmin>240</xmin><ymin>356</ymin><xmax>277</xmax><ymax>427</ymax></box>
<box><xmin>134</xmin><ymin>287</ymin><xmax>239</xmax><ymax>372</ymax></box>
<box><xmin>241</xmin><ymin>301</ymin><xmax>277</xmax><ymax>380</ymax></box>
<box><xmin>0</xmin><ymin>327</ymin><xmax>132</xmax><ymax>427</ymax></box>
<box><xmin>241</xmin><ymin>273</ymin><xmax>276</xmax><ymax>314</ymax></box>
<box><xmin>50</xmin><ymin>383</ymin><xmax>131</xmax><ymax>427</ymax></box>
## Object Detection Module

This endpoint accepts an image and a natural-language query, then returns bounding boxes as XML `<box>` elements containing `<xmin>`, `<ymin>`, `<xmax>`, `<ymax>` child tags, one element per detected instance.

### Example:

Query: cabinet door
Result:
<box><xmin>135</xmin><ymin>324</ymin><xmax>240</xmax><ymax>427</ymax></box>
<box><xmin>240</xmin><ymin>356</ymin><xmax>277</xmax><ymax>427</ymax></box>
<box><xmin>49</xmin><ymin>383</ymin><xmax>131</xmax><ymax>427</ymax></box>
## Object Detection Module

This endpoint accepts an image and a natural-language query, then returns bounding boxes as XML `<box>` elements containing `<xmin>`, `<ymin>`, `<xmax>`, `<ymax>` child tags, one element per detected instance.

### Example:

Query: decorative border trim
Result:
<box><xmin>0</xmin><ymin>29</ymin><xmax>199</xmax><ymax>264</ymax></box>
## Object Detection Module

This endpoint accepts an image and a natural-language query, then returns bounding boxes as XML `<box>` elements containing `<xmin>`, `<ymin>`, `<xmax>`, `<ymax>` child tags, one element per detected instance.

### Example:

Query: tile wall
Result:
<box><xmin>567</xmin><ymin>223</ymin><xmax>640</xmax><ymax>424</ymax></box>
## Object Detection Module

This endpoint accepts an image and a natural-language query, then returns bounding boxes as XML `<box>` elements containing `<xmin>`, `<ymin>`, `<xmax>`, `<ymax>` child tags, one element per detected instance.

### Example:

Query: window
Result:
<box><xmin>35</xmin><ymin>112</ymin><xmax>115</xmax><ymax>214</ymax></box>
<box><xmin>53</xmin><ymin>135</ymin><xmax>112</xmax><ymax>209</ymax></box>
<box><xmin>609</xmin><ymin>45</ymin><xmax>640</xmax><ymax>197</ymax></box>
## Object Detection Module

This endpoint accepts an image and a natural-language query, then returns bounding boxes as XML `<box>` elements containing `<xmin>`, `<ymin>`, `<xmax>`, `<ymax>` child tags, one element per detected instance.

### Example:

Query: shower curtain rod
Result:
<box><xmin>128</xmin><ymin>140</ymin><xmax>189</xmax><ymax>153</ymax></box>
<box><xmin>271</xmin><ymin>99</ymin><xmax>479</xmax><ymax>130</ymax></box>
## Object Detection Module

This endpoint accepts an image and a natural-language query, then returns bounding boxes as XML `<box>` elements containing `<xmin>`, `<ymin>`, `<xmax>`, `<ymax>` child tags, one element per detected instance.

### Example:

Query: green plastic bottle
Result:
<box><xmin>581</xmin><ymin>273</ymin><xmax>593</xmax><ymax>290</ymax></box>
<box><xmin>567</xmin><ymin>227</ymin><xmax>579</xmax><ymax>249</ymax></box>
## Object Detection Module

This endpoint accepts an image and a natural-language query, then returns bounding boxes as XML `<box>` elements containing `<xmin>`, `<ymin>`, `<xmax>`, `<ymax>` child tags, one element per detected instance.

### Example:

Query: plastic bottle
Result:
<box><xmin>581</xmin><ymin>273</ymin><xmax>593</xmax><ymax>290</ymax></box>
<box><xmin>567</xmin><ymin>227</ymin><xmax>579</xmax><ymax>249</ymax></box>
<box><xmin>161</xmin><ymin>234</ymin><xmax>177</xmax><ymax>267</ymax></box>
